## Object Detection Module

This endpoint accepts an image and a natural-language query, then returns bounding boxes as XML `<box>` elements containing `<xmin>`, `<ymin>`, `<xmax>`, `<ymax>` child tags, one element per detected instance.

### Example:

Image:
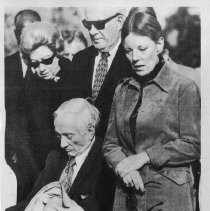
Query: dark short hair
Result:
<box><xmin>61</xmin><ymin>29</ymin><xmax>88</xmax><ymax>48</ymax></box>
<box><xmin>14</xmin><ymin>9</ymin><xmax>41</xmax><ymax>26</ymax></box>
<box><xmin>121</xmin><ymin>8</ymin><xmax>163</xmax><ymax>43</ymax></box>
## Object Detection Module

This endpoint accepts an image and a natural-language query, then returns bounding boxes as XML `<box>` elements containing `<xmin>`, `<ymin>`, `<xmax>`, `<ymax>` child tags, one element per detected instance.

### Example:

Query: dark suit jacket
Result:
<box><xmin>70</xmin><ymin>44</ymin><xmax>132</xmax><ymax>211</ymax></box>
<box><xmin>7</xmin><ymin>137</ymin><xmax>103</xmax><ymax>211</ymax></box>
<box><xmin>5</xmin><ymin>51</ymin><xmax>24</xmax><ymax>152</ymax></box>
<box><xmin>71</xmin><ymin>44</ymin><xmax>132</xmax><ymax>138</ymax></box>
<box><xmin>5</xmin><ymin>51</ymin><xmax>39</xmax><ymax>202</ymax></box>
<box><xmin>19</xmin><ymin>57</ymin><xmax>73</xmax><ymax>171</ymax></box>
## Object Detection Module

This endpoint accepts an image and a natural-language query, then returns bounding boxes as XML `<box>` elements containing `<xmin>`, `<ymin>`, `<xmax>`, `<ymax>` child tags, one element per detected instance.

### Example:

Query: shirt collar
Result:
<box><xmin>109</xmin><ymin>38</ymin><xmax>121</xmax><ymax>58</ymax></box>
<box><xmin>97</xmin><ymin>38</ymin><xmax>121</xmax><ymax>58</ymax></box>
<box><xmin>74</xmin><ymin>137</ymin><xmax>95</xmax><ymax>166</ymax></box>
<box><xmin>19</xmin><ymin>50</ymin><xmax>36</xmax><ymax>74</ymax></box>
<box><xmin>128</xmin><ymin>63</ymin><xmax>171</xmax><ymax>93</ymax></box>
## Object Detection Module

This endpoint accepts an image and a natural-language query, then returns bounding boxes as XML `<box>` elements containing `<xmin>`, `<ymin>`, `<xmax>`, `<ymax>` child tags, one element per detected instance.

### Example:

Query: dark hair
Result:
<box><xmin>128</xmin><ymin>7</ymin><xmax>157</xmax><ymax>19</ymax></box>
<box><xmin>14</xmin><ymin>9</ymin><xmax>41</xmax><ymax>26</ymax></box>
<box><xmin>60</xmin><ymin>29</ymin><xmax>88</xmax><ymax>48</ymax></box>
<box><xmin>121</xmin><ymin>8</ymin><xmax>163</xmax><ymax>43</ymax></box>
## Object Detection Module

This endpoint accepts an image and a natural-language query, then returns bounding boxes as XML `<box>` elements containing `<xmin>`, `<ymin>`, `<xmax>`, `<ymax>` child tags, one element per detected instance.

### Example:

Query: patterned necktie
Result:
<box><xmin>92</xmin><ymin>52</ymin><xmax>110</xmax><ymax>101</ymax></box>
<box><xmin>59</xmin><ymin>157</ymin><xmax>76</xmax><ymax>193</ymax></box>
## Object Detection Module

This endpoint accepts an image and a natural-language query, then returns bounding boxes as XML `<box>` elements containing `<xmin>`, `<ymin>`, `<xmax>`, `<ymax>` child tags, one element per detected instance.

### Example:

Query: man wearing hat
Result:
<box><xmin>6</xmin><ymin>98</ymin><xmax>103</xmax><ymax>211</ymax></box>
<box><xmin>70</xmin><ymin>7</ymin><xmax>132</xmax><ymax>211</ymax></box>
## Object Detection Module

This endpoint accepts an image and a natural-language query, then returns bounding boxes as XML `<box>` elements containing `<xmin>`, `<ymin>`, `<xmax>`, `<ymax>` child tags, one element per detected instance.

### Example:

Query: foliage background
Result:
<box><xmin>4</xmin><ymin>7</ymin><xmax>200</xmax><ymax>68</ymax></box>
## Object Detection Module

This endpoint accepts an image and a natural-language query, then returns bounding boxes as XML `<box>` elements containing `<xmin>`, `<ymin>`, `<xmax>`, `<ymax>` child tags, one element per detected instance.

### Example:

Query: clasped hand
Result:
<box><xmin>25</xmin><ymin>182</ymin><xmax>84</xmax><ymax>211</ymax></box>
<box><xmin>115</xmin><ymin>152</ymin><xmax>150</xmax><ymax>191</ymax></box>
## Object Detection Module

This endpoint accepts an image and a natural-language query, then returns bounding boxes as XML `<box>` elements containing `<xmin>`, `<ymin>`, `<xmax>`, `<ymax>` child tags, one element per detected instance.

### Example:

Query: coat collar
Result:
<box><xmin>127</xmin><ymin>63</ymin><xmax>172</xmax><ymax>93</ymax></box>
<box><xmin>68</xmin><ymin>136</ymin><xmax>102</xmax><ymax>197</ymax></box>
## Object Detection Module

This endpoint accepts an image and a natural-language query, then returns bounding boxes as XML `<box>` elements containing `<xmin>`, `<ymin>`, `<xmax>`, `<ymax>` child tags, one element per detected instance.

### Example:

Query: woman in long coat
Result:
<box><xmin>103</xmin><ymin>8</ymin><xmax>200</xmax><ymax>211</ymax></box>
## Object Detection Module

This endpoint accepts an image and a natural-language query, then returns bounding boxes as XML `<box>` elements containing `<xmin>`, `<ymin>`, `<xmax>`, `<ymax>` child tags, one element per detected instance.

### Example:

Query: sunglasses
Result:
<box><xmin>82</xmin><ymin>13</ymin><xmax>120</xmax><ymax>30</ymax></box>
<box><xmin>30</xmin><ymin>53</ymin><xmax>56</xmax><ymax>69</ymax></box>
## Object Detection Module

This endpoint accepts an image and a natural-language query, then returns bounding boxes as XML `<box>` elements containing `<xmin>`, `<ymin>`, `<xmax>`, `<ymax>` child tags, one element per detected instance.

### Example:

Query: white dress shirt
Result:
<box><xmin>92</xmin><ymin>38</ymin><xmax>121</xmax><ymax>88</ymax></box>
<box><xmin>71</xmin><ymin>137</ymin><xmax>95</xmax><ymax>184</ymax></box>
<box><xmin>19</xmin><ymin>50</ymin><xmax>36</xmax><ymax>78</ymax></box>
<box><xmin>19</xmin><ymin>51</ymin><xmax>28</xmax><ymax>78</ymax></box>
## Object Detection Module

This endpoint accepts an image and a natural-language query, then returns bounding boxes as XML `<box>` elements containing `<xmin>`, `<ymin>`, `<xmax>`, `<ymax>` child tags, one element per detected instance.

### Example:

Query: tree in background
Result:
<box><xmin>164</xmin><ymin>7</ymin><xmax>200</xmax><ymax>68</ymax></box>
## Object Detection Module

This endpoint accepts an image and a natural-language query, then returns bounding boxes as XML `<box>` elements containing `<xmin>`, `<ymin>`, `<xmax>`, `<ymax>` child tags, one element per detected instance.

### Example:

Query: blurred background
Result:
<box><xmin>4</xmin><ymin>7</ymin><xmax>200</xmax><ymax>68</ymax></box>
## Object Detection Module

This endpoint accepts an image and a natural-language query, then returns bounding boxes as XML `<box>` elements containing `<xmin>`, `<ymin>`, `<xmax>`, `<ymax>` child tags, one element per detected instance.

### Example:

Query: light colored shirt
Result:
<box><xmin>19</xmin><ymin>50</ymin><xmax>35</xmax><ymax>77</ymax></box>
<box><xmin>19</xmin><ymin>51</ymin><xmax>28</xmax><ymax>78</ymax></box>
<box><xmin>92</xmin><ymin>38</ymin><xmax>121</xmax><ymax>88</ymax></box>
<box><xmin>71</xmin><ymin>137</ymin><xmax>95</xmax><ymax>183</ymax></box>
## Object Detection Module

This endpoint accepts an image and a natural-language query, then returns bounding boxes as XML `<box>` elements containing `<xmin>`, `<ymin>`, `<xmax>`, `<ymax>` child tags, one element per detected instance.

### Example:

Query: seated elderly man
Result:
<box><xmin>7</xmin><ymin>98</ymin><xmax>103</xmax><ymax>211</ymax></box>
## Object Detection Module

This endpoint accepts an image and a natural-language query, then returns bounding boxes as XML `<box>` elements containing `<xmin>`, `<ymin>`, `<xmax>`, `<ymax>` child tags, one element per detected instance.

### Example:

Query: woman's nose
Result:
<box><xmin>132</xmin><ymin>50</ymin><xmax>141</xmax><ymax>61</ymax></box>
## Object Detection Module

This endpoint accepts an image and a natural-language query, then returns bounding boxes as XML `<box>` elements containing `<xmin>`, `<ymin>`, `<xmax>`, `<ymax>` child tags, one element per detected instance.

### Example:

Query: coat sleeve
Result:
<box><xmin>146</xmin><ymin>81</ymin><xmax>200</xmax><ymax>168</ymax></box>
<box><xmin>6</xmin><ymin>151</ymin><xmax>58</xmax><ymax>211</ymax></box>
<box><xmin>102</xmin><ymin>85</ymin><xmax>127</xmax><ymax>171</ymax></box>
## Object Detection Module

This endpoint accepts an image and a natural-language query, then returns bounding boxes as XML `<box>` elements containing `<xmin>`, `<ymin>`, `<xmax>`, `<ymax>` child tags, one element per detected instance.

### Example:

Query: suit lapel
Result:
<box><xmin>15</xmin><ymin>52</ymin><xmax>24</xmax><ymax>83</ymax></box>
<box><xmin>87</xmin><ymin>48</ymin><xmax>97</xmax><ymax>91</ymax></box>
<box><xmin>79</xmin><ymin>47</ymin><xmax>97</xmax><ymax>97</ymax></box>
<box><xmin>68</xmin><ymin>138</ymin><xmax>101</xmax><ymax>197</ymax></box>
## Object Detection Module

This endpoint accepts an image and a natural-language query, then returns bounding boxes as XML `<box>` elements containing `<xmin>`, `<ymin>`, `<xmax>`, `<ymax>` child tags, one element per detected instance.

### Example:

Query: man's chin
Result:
<box><xmin>92</xmin><ymin>42</ymin><xmax>106</xmax><ymax>51</ymax></box>
<box><xmin>67</xmin><ymin>151</ymin><xmax>77</xmax><ymax>157</ymax></box>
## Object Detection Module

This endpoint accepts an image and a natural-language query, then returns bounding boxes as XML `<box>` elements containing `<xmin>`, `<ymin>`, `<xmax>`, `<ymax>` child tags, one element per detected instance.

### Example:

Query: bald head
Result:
<box><xmin>14</xmin><ymin>9</ymin><xmax>41</xmax><ymax>45</ymax></box>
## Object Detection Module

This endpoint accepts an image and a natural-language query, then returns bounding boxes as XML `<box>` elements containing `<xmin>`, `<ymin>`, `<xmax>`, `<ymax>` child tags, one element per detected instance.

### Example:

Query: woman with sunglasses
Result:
<box><xmin>103</xmin><ymin>8</ymin><xmax>200</xmax><ymax>211</ymax></box>
<box><xmin>19</xmin><ymin>21</ymin><xmax>72</xmax><ymax>171</ymax></box>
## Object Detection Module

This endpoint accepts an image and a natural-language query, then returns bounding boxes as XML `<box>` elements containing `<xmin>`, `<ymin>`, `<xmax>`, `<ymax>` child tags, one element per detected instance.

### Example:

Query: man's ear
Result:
<box><xmin>156</xmin><ymin>37</ymin><xmax>164</xmax><ymax>55</ymax></box>
<box><xmin>116</xmin><ymin>14</ymin><xmax>125</xmax><ymax>31</ymax></box>
<box><xmin>87</xmin><ymin>125</ymin><xmax>95</xmax><ymax>140</ymax></box>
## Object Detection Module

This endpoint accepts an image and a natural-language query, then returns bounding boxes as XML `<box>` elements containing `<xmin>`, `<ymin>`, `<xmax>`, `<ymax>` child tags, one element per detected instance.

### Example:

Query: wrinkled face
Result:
<box><xmin>30</xmin><ymin>46</ymin><xmax>59</xmax><ymax>78</ymax></box>
<box><xmin>54</xmin><ymin>114</ymin><xmax>91</xmax><ymax>157</ymax></box>
<box><xmin>123</xmin><ymin>33</ymin><xmax>164</xmax><ymax>77</ymax></box>
<box><xmin>84</xmin><ymin>10</ymin><xmax>122</xmax><ymax>52</ymax></box>
<box><xmin>63</xmin><ymin>39</ymin><xmax>86</xmax><ymax>61</ymax></box>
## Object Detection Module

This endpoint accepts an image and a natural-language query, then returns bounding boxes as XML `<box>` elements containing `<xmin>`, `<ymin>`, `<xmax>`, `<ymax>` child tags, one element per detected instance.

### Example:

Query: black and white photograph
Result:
<box><xmin>0</xmin><ymin>0</ymin><xmax>208</xmax><ymax>210</ymax></box>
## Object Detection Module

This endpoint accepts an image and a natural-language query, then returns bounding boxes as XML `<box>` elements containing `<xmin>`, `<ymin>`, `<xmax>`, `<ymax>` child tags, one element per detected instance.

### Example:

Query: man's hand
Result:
<box><xmin>116</xmin><ymin>152</ymin><xmax>150</xmax><ymax>178</ymax></box>
<box><xmin>122</xmin><ymin>171</ymin><xmax>145</xmax><ymax>192</ymax></box>
<box><xmin>25</xmin><ymin>182</ymin><xmax>61</xmax><ymax>211</ymax></box>
<box><xmin>43</xmin><ymin>193</ymin><xmax>84</xmax><ymax>211</ymax></box>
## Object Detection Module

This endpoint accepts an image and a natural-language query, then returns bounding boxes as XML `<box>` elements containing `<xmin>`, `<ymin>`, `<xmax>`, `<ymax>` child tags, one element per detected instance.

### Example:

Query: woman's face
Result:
<box><xmin>123</xmin><ymin>32</ymin><xmax>164</xmax><ymax>77</ymax></box>
<box><xmin>63</xmin><ymin>39</ymin><xmax>86</xmax><ymax>61</ymax></box>
<box><xmin>30</xmin><ymin>45</ymin><xmax>59</xmax><ymax>79</ymax></box>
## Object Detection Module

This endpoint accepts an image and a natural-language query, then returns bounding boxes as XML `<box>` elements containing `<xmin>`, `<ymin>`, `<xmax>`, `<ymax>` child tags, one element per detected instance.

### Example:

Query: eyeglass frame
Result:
<box><xmin>82</xmin><ymin>13</ymin><xmax>120</xmax><ymax>31</ymax></box>
<box><xmin>30</xmin><ymin>52</ymin><xmax>56</xmax><ymax>69</ymax></box>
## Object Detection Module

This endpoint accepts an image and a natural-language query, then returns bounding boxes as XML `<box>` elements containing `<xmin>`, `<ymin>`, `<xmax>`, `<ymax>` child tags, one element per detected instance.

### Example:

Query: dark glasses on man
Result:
<box><xmin>82</xmin><ymin>13</ymin><xmax>119</xmax><ymax>30</ymax></box>
<box><xmin>30</xmin><ymin>53</ymin><xmax>56</xmax><ymax>68</ymax></box>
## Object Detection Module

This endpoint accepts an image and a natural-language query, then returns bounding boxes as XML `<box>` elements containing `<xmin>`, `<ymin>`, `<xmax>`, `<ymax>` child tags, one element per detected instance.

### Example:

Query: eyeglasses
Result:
<box><xmin>30</xmin><ymin>53</ymin><xmax>56</xmax><ymax>68</ymax></box>
<box><xmin>82</xmin><ymin>13</ymin><xmax>120</xmax><ymax>30</ymax></box>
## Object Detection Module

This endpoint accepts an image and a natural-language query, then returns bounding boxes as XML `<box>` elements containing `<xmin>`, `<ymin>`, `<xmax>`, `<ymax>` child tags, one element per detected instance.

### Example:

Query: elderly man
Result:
<box><xmin>7</xmin><ymin>98</ymin><xmax>103</xmax><ymax>211</ymax></box>
<box><xmin>70</xmin><ymin>9</ymin><xmax>132</xmax><ymax>210</ymax></box>
<box><xmin>5</xmin><ymin>9</ymin><xmax>41</xmax><ymax>202</ymax></box>
<box><xmin>71</xmin><ymin>8</ymin><xmax>132</xmax><ymax>138</ymax></box>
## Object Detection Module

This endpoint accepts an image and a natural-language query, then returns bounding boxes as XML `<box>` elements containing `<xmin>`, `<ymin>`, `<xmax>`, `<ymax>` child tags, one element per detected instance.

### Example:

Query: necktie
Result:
<box><xmin>59</xmin><ymin>157</ymin><xmax>76</xmax><ymax>193</ymax></box>
<box><xmin>92</xmin><ymin>52</ymin><xmax>110</xmax><ymax>101</ymax></box>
